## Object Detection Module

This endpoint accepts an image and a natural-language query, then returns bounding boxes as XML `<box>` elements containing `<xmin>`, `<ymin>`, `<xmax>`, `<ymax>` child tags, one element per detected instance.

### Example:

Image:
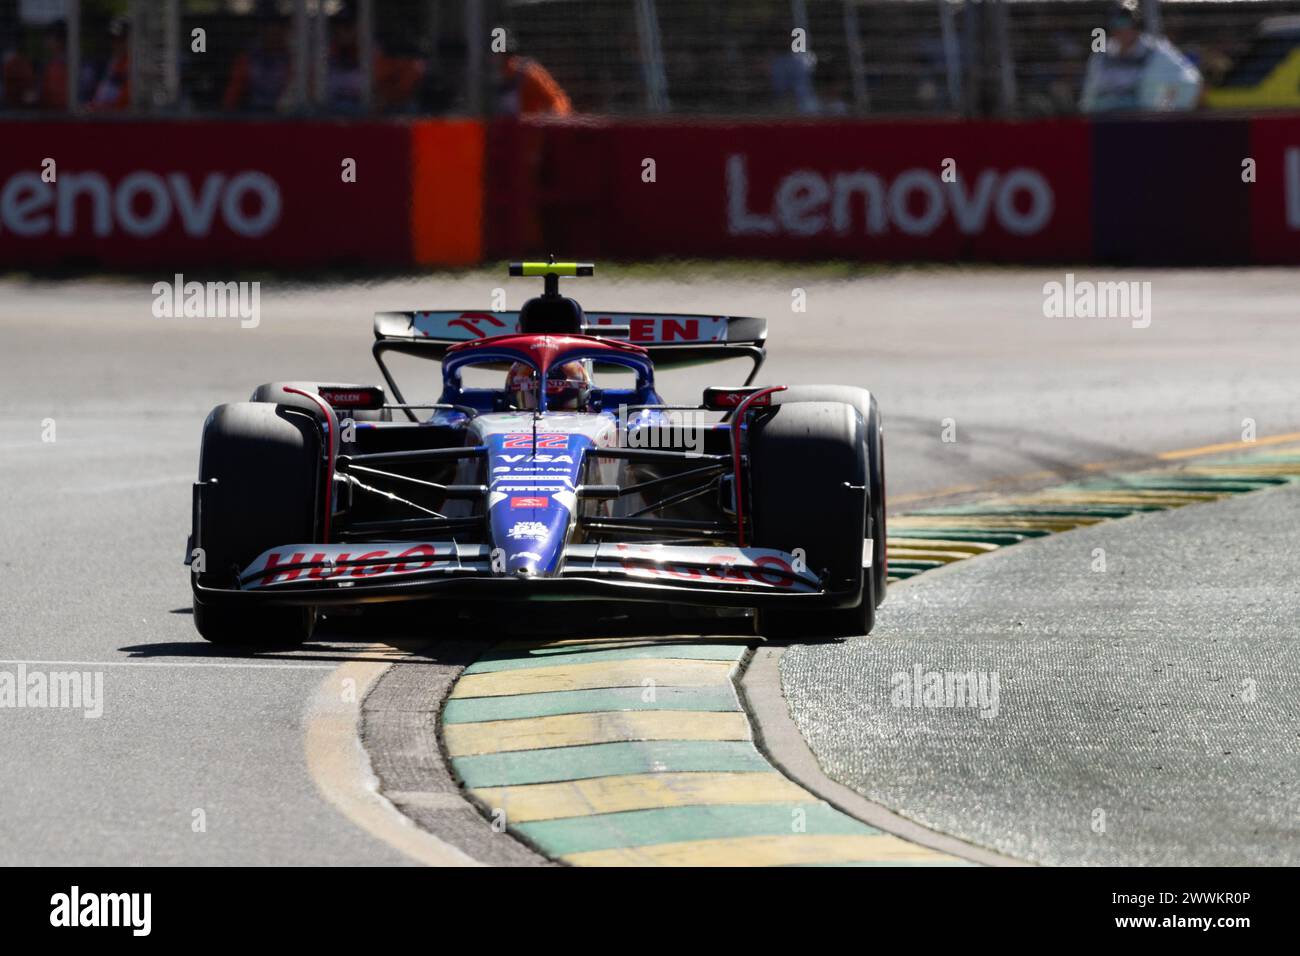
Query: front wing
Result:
<box><xmin>192</xmin><ymin>541</ymin><xmax>859</xmax><ymax>608</ymax></box>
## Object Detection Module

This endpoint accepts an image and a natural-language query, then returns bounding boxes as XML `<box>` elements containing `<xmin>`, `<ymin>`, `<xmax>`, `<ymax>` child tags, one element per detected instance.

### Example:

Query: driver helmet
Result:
<box><xmin>506</xmin><ymin>360</ymin><xmax>592</xmax><ymax>411</ymax></box>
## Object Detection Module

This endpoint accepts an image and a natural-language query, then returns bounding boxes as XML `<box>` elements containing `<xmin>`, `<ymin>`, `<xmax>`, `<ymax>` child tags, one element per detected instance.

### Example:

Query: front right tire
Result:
<box><xmin>191</xmin><ymin>402</ymin><xmax>321</xmax><ymax>646</ymax></box>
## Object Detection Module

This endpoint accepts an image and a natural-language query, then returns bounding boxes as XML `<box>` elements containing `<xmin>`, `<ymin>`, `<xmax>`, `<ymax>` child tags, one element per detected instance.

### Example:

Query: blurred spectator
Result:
<box><xmin>419</xmin><ymin>36</ymin><xmax>467</xmax><ymax>113</ymax></box>
<box><xmin>2</xmin><ymin>28</ymin><xmax>36</xmax><ymax>108</ymax></box>
<box><xmin>86</xmin><ymin>16</ymin><xmax>130</xmax><ymax>111</ymax></box>
<box><xmin>222</xmin><ymin>14</ymin><xmax>293</xmax><ymax>112</ymax></box>
<box><xmin>1080</xmin><ymin>2</ymin><xmax>1202</xmax><ymax>112</ymax></box>
<box><xmin>497</xmin><ymin>50</ymin><xmax>572</xmax><ymax>116</ymax></box>
<box><xmin>37</xmin><ymin>20</ymin><xmax>68</xmax><ymax>110</ymax></box>
<box><xmin>327</xmin><ymin>5</ymin><xmax>426</xmax><ymax>114</ymax></box>
<box><xmin>325</xmin><ymin>5</ymin><xmax>364</xmax><ymax>113</ymax></box>
<box><xmin>770</xmin><ymin>49</ymin><xmax>819</xmax><ymax>113</ymax></box>
<box><xmin>1190</xmin><ymin>45</ymin><xmax>1231</xmax><ymax>89</ymax></box>
<box><xmin>817</xmin><ymin>77</ymin><xmax>852</xmax><ymax>116</ymax></box>
<box><xmin>374</xmin><ymin>51</ymin><xmax>425</xmax><ymax>113</ymax></box>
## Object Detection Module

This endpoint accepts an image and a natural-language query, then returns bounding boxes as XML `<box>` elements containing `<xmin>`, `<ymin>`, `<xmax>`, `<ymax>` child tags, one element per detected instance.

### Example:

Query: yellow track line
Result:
<box><xmin>1025</xmin><ymin>489</ymin><xmax>1221</xmax><ymax>501</ymax></box>
<box><xmin>564</xmin><ymin>833</ymin><xmax>956</xmax><ymax>867</ymax></box>
<box><xmin>450</xmin><ymin>658</ymin><xmax>735</xmax><ymax>698</ymax></box>
<box><xmin>1157</xmin><ymin>431</ymin><xmax>1300</xmax><ymax>460</ymax></box>
<box><xmin>1189</xmin><ymin>464</ymin><xmax>1300</xmax><ymax>476</ymax></box>
<box><xmin>890</xmin><ymin>432</ymin><xmax>1300</xmax><ymax>506</ymax></box>
<box><xmin>1021</xmin><ymin>493</ymin><xmax>1216</xmax><ymax>507</ymax></box>
<box><xmin>470</xmin><ymin>771</ymin><xmax>809</xmax><ymax>823</ymax></box>
<box><xmin>495</xmin><ymin>635</ymin><xmax>756</xmax><ymax>652</ymax></box>
<box><xmin>891</xmin><ymin>516</ymin><xmax>1103</xmax><ymax>531</ymax></box>
<box><xmin>444</xmin><ymin>710</ymin><xmax>750</xmax><ymax>757</ymax></box>
<box><xmin>886</xmin><ymin>538</ymin><xmax>1002</xmax><ymax>554</ymax></box>
<box><xmin>885</xmin><ymin>548</ymin><xmax>972</xmax><ymax>563</ymax></box>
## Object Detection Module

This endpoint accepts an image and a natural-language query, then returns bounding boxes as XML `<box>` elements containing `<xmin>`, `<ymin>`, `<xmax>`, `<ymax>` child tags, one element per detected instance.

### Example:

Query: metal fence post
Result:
<box><xmin>124</xmin><ymin>0</ymin><xmax>180</xmax><ymax>111</ymax></box>
<box><xmin>634</xmin><ymin>0</ymin><xmax>670</xmax><ymax>112</ymax></box>
<box><xmin>960</xmin><ymin>0</ymin><xmax>978</xmax><ymax>116</ymax></box>
<box><xmin>790</xmin><ymin>0</ymin><xmax>810</xmax><ymax>39</ymax></box>
<box><xmin>128</xmin><ymin>0</ymin><xmax>143</xmax><ymax>109</ymax></box>
<box><xmin>68</xmin><ymin>0</ymin><xmax>81</xmax><ymax>112</ymax></box>
<box><xmin>465</xmin><ymin>0</ymin><xmax>484</xmax><ymax>115</ymax></box>
<box><xmin>1142</xmin><ymin>0</ymin><xmax>1163</xmax><ymax>37</ymax></box>
<box><xmin>991</xmin><ymin>0</ymin><xmax>1017</xmax><ymax>115</ymax></box>
<box><xmin>843</xmin><ymin>0</ymin><xmax>869</xmax><ymax>112</ymax></box>
<box><xmin>428</xmin><ymin>0</ymin><xmax>442</xmax><ymax>74</ymax></box>
<box><xmin>359</xmin><ymin>0</ymin><xmax>374</xmax><ymax>113</ymax></box>
<box><xmin>292</xmin><ymin>0</ymin><xmax>309</xmax><ymax>111</ymax></box>
<box><xmin>312</xmin><ymin>0</ymin><xmax>328</xmax><ymax>109</ymax></box>
<box><xmin>938</xmin><ymin>0</ymin><xmax>962</xmax><ymax>113</ymax></box>
<box><xmin>165</xmin><ymin>0</ymin><xmax>180</xmax><ymax>110</ymax></box>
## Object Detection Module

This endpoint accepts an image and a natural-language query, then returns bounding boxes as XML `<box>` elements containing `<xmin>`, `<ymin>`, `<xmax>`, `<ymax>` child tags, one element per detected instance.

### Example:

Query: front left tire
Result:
<box><xmin>748</xmin><ymin>401</ymin><xmax>875</xmax><ymax>639</ymax></box>
<box><xmin>773</xmin><ymin>386</ymin><xmax>886</xmax><ymax>608</ymax></box>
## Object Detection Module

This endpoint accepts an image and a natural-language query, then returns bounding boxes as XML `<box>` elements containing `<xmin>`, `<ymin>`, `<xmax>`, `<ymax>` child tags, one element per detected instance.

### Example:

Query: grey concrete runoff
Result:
<box><xmin>781</xmin><ymin>483</ymin><xmax>1300</xmax><ymax>866</ymax></box>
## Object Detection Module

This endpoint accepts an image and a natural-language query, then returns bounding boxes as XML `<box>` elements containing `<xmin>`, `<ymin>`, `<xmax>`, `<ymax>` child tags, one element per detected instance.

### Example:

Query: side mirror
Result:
<box><xmin>702</xmin><ymin>386</ymin><xmax>773</xmax><ymax>411</ymax></box>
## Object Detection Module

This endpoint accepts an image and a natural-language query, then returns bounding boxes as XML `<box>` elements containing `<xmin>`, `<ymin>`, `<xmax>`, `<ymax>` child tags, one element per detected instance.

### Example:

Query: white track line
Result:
<box><xmin>304</xmin><ymin>657</ymin><xmax>482</xmax><ymax>866</ymax></box>
<box><xmin>0</xmin><ymin>658</ymin><xmax>335</xmax><ymax>670</ymax></box>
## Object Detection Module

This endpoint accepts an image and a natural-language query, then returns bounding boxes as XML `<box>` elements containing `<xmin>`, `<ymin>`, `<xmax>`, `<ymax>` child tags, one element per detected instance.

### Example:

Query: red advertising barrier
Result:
<box><xmin>1249</xmin><ymin>115</ymin><xmax>1300</xmax><ymax>263</ymax></box>
<box><xmin>4</xmin><ymin>114</ymin><xmax>1290</xmax><ymax>269</ymax></box>
<box><xmin>489</xmin><ymin>117</ymin><xmax>1093</xmax><ymax>262</ymax></box>
<box><xmin>0</xmin><ymin>121</ymin><xmax>414</xmax><ymax>268</ymax></box>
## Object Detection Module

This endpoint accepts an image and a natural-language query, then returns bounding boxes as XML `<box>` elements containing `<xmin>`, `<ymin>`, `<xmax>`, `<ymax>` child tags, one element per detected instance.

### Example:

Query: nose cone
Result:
<box><xmin>484</xmin><ymin>429</ymin><xmax>588</xmax><ymax>577</ymax></box>
<box><xmin>490</xmin><ymin>499</ymin><xmax>571</xmax><ymax>576</ymax></box>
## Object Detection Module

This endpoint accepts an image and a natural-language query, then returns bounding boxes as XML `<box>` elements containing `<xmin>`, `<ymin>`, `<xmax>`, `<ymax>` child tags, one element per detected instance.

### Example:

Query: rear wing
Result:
<box><xmin>375</xmin><ymin>310</ymin><xmax>765</xmax><ymax>364</ymax></box>
<box><xmin>372</xmin><ymin>310</ymin><xmax>767</xmax><ymax>414</ymax></box>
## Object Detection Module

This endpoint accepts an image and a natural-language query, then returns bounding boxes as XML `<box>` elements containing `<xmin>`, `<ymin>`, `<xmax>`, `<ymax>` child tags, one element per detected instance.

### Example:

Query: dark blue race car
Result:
<box><xmin>187</xmin><ymin>262</ymin><xmax>886</xmax><ymax>644</ymax></box>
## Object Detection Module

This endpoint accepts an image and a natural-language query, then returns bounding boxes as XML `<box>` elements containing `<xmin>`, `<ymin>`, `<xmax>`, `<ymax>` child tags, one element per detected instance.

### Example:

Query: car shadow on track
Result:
<box><xmin>127</xmin><ymin>603</ymin><xmax>766</xmax><ymax>665</ymax></box>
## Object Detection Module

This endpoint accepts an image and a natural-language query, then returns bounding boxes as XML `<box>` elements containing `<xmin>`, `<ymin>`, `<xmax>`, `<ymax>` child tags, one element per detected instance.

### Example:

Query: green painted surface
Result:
<box><xmin>785</xmin><ymin>860</ymin><xmax>973</xmax><ymax>867</ymax></box>
<box><xmin>888</xmin><ymin>529</ymin><xmax>1028</xmax><ymax>545</ymax></box>
<box><xmin>464</xmin><ymin>642</ymin><xmax>746</xmax><ymax>674</ymax></box>
<box><xmin>917</xmin><ymin>505</ymin><xmax>1161</xmax><ymax>517</ymax></box>
<box><xmin>442</xmin><ymin>684</ymin><xmax>740</xmax><ymax>724</ymax></box>
<box><xmin>515</xmin><ymin>802</ymin><xmax>877</xmax><ymax>855</ymax></box>
<box><xmin>1218</xmin><ymin>453</ymin><xmax>1300</xmax><ymax>463</ymax></box>
<box><xmin>451</xmin><ymin>739</ymin><xmax>771</xmax><ymax>788</ymax></box>
<box><xmin>894</xmin><ymin>525</ymin><xmax>1054</xmax><ymax>538</ymax></box>
<box><xmin>1077</xmin><ymin>478</ymin><xmax>1272</xmax><ymax>492</ymax></box>
<box><xmin>891</xmin><ymin>459</ymin><xmax>1300</xmax><ymax>592</ymax></box>
<box><xmin>885</xmin><ymin>561</ymin><xmax>946</xmax><ymax>572</ymax></box>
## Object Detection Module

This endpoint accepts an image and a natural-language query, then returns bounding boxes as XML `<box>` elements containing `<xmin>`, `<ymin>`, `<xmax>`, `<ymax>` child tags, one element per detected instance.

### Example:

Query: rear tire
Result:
<box><xmin>749</xmin><ymin>401</ymin><xmax>874</xmax><ymax>640</ymax></box>
<box><xmin>192</xmin><ymin>402</ymin><xmax>320</xmax><ymax>646</ymax></box>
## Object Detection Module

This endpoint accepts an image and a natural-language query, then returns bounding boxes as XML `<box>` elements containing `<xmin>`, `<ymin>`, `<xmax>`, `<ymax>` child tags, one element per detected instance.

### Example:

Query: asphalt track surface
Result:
<box><xmin>2</xmin><ymin>266</ymin><xmax>1299</xmax><ymax>865</ymax></box>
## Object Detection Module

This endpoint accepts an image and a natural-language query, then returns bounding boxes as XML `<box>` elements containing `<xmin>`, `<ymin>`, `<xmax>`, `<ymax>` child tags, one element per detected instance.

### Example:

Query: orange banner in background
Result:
<box><xmin>410</xmin><ymin>119</ymin><xmax>485</xmax><ymax>266</ymax></box>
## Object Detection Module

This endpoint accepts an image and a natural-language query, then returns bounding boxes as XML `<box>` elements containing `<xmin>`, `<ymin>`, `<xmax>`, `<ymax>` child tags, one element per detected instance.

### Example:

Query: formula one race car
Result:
<box><xmin>187</xmin><ymin>262</ymin><xmax>885</xmax><ymax>645</ymax></box>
